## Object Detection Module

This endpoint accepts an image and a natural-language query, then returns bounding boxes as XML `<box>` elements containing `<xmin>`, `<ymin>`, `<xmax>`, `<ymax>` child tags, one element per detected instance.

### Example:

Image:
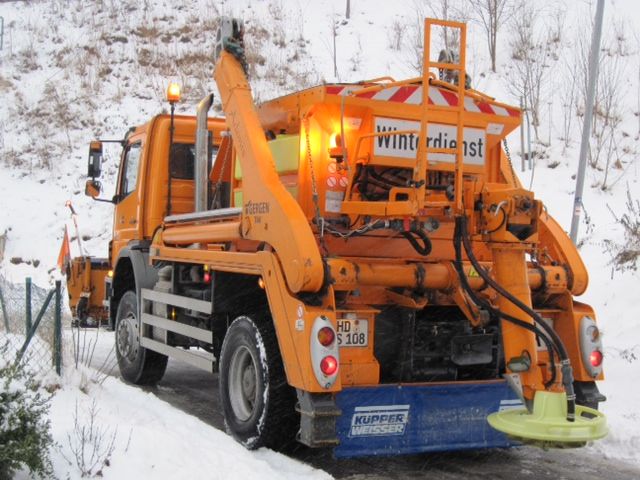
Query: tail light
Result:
<box><xmin>320</xmin><ymin>355</ymin><xmax>338</xmax><ymax>375</ymax></box>
<box><xmin>317</xmin><ymin>326</ymin><xmax>335</xmax><ymax>346</ymax></box>
<box><xmin>580</xmin><ymin>316</ymin><xmax>604</xmax><ymax>377</ymax></box>
<box><xmin>310</xmin><ymin>315</ymin><xmax>340</xmax><ymax>389</ymax></box>
<box><xmin>589</xmin><ymin>350</ymin><xmax>603</xmax><ymax>368</ymax></box>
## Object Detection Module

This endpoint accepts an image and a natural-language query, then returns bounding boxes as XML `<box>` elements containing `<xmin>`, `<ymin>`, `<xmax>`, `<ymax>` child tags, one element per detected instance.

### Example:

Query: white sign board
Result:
<box><xmin>373</xmin><ymin>117</ymin><xmax>486</xmax><ymax>165</ymax></box>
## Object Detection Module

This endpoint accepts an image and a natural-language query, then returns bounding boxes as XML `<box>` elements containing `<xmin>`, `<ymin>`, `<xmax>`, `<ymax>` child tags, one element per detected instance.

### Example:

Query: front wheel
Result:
<box><xmin>219</xmin><ymin>315</ymin><xmax>297</xmax><ymax>450</ymax></box>
<box><xmin>115</xmin><ymin>290</ymin><xmax>167</xmax><ymax>385</ymax></box>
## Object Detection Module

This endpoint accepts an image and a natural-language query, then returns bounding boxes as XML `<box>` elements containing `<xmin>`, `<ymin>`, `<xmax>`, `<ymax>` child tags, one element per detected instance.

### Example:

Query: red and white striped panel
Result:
<box><xmin>325</xmin><ymin>85</ymin><xmax>519</xmax><ymax>118</ymax></box>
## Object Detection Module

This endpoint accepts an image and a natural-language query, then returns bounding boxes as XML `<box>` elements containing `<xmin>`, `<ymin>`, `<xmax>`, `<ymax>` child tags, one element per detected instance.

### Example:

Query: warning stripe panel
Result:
<box><xmin>325</xmin><ymin>84</ymin><xmax>519</xmax><ymax>118</ymax></box>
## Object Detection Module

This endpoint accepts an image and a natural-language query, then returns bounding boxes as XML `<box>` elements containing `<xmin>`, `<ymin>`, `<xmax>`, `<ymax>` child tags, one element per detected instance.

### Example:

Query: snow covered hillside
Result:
<box><xmin>1</xmin><ymin>0</ymin><xmax>640</xmax><ymax>475</ymax></box>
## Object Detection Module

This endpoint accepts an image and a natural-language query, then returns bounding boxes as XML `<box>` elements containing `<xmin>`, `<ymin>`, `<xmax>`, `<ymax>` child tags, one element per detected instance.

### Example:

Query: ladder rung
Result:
<box><xmin>429</xmin><ymin>61</ymin><xmax>463</xmax><ymax>71</ymax></box>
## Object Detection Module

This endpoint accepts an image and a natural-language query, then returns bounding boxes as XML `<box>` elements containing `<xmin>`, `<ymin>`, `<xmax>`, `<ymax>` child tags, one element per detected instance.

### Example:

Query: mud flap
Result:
<box><xmin>334</xmin><ymin>380</ymin><xmax>522</xmax><ymax>458</ymax></box>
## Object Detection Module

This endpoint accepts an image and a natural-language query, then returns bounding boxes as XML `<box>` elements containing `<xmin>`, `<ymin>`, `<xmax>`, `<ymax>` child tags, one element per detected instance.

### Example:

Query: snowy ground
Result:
<box><xmin>1</xmin><ymin>0</ymin><xmax>640</xmax><ymax>476</ymax></box>
<box><xmin>13</xmin><ymin>332</ymin><xmax>331</xmax><ymax>480</ymax></box>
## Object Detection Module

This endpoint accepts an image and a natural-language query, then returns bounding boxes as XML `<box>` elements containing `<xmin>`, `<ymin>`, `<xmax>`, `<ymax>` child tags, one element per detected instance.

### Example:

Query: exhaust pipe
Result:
<box><xmin>195</xmin><ymin>93</ymin><xmax>214</xmax><ymax>212</ymax></box>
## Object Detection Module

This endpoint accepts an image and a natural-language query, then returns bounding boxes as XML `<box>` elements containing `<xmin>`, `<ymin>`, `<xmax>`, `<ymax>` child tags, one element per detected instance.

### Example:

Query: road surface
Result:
<box><xmin>88</xmin><ymin>329</ymin><xmax>640</xmax><ymax>480</ymax></box>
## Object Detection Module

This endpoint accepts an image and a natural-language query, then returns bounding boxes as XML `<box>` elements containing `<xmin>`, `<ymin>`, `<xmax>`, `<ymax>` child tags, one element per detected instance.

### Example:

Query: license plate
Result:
<box><xmin>337</xmin><ymin>319</ymin><xmax>369</xmax><ymax>347</ymax></box>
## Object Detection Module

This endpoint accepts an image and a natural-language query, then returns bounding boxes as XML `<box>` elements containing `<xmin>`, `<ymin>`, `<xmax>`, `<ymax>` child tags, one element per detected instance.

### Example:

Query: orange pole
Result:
<box><xmin>328</xmin><ymin>259</ymin><xmax>562</xmax><ymax>293</ymax></box>
<box><xmin>492</xmin><ymin>247</ymin><xmax>545</xmax><ymax>399</ymax></box>
<box><xmin>162</xmin><ymin>221</ymin><xmax>242</xmax><ymax>245</ymax></box>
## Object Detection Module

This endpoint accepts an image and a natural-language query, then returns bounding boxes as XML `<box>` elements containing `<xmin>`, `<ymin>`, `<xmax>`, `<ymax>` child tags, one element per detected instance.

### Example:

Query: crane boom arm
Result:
<box><xmin>213</xmin><ymin>19</ymin><xmax>323</xmax><ymax>293</ymax></box>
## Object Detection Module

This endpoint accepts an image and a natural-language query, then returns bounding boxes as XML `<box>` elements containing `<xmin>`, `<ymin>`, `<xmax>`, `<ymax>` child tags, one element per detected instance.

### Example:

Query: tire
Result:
<box><xmin>115</xmin><ymin>290</ymin><xmax>168</xmax><ymax>385</ymax></box>
<box><xmin>219</xmin><ymin>315</ymin><xmax>298</xmax><ymax>450</ymax></box>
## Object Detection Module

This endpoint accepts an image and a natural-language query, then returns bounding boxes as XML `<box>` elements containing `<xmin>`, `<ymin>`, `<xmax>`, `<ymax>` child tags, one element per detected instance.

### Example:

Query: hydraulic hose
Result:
<box><xmin>455</xmin><ymin>215</ymin><xmax>576</xmax><ymax>422</ymax></box>
<box><xmin>452</xmin><ymin>220</ymin><xmax>558</xmax><ymax>388</ymax></box>
<box><xmin>402</xmin><ymin>229</ymin><xmax>433</xmax><ymax>256</ymax></box>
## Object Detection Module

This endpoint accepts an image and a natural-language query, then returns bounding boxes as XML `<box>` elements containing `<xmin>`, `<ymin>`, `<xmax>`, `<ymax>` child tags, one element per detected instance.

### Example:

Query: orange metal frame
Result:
<box><xmin>72</xmin><ymin>18</ymin><xmax>601</xmax><ymax>396</ymax></box>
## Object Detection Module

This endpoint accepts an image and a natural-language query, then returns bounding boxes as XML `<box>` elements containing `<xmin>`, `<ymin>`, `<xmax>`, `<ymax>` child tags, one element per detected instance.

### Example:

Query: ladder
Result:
<box><xmin>339</xmin><ymin>18</ymin><xmax>469</xmax><ymax>217</ymax></box>
<box><xmin>417</xmin><ymin>18</ymin><xmax>467</xmax><ymax>214</ymax></box>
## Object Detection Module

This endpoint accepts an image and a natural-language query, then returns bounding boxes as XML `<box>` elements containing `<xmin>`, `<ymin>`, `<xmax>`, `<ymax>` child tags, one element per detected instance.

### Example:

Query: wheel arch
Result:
<box><xmin>110</xmin><ymin>244</ymin><xmax>158</xmax><ymax>327</ymax></box>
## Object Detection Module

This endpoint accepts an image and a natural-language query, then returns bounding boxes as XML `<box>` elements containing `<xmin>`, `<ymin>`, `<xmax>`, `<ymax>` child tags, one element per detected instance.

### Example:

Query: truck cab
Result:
<box><xmin>71</xmin><ymin>113</ymin><xmax>226</xmax><ymax>327</ymax></box>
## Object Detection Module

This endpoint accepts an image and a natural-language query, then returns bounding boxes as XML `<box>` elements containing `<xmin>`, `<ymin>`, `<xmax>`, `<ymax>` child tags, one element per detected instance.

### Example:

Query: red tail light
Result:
<box><xmin>317</xmin><ymin>326</ymin><xmax>335</xmax><ymax>346</ymax></box>
<box><xmin>320</xmin><ymin>355</ymin><xmax>338</xmax><ymax>376</ymax></box>
<box><xmin>589</xmin><ymin>350</ymin><xmax>603</xmax><ymax>367</ymax></box>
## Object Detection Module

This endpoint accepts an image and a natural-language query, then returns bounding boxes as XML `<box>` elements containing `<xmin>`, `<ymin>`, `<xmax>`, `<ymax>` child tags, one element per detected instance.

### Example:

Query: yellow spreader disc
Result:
<box><xmin>487</xmin><ymin>391</ymin><xmax>608</xmax><ymax>447</ymax></box>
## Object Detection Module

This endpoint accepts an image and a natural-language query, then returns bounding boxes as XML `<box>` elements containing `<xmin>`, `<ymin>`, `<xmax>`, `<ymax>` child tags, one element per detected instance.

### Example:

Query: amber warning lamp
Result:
<box><xmin>166</xmin><ymin>82</ymin><xmax>181</xmax><ymax>103</ymax></box>
<box><xmin>329</xmin><ymin>132</ymin><xmax>345</xmax><ymax>161</ymax></box>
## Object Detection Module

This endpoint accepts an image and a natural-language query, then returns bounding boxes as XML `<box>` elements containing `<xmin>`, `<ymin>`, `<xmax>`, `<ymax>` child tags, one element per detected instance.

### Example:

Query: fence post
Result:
<box><xmin>54</xmin><ymin>280</ymin><xmax>62</xmax><ymax>375</ymax></box>
<box><xmin>25</xmin><ymin>277</ymin><xmax>32</xmax><ymax>333</ymax></box>
<box><xmin>0</xmin><ymin>283</ymin><xmax>9</xmax><ymax>332</ymax></box>
<box><xmin>16</xmin><ymin>289</ymin><xmax>55</xmax><ymax>365</ymax></box>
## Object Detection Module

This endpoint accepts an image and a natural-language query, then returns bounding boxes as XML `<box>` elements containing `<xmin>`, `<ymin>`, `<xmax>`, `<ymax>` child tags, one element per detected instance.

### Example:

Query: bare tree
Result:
<box><xmin>573</xmin><ymin>19</ymin><xmax>629</xmax><ymax>189</ymax></box>
<box><xmin>469</xmin><ymin>0</ymin><xmax>512</xmax><ymax>72</ymax></box>
<box><xmin>506</xmin><ymin>1</ymin><xmax>555</xmax><ymax>141</ymax></box>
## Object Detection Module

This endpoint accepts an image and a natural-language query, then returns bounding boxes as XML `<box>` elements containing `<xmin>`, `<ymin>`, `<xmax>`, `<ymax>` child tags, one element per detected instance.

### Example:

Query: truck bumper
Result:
<box><xmin>334</xmin><ymin>380</ymin><xmax>522</xmax><ymax>458</ymax></box>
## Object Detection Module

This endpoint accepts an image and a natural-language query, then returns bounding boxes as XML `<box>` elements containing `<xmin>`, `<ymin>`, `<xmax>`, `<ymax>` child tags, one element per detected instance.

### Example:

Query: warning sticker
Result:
<box><xmin>325</xmin><ymin>190</ymin><xmax>344</xmax><ymax>213</ymax></box>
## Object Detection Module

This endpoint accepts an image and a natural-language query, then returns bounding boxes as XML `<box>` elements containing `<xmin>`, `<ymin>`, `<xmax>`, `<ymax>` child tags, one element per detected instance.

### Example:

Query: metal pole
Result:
<box><xmin>520</xmin><ymin>97</ymin><xmax>525</xmax><ymax>172</ymax></box>
<box><xmin>570</xmin><ymin>0</ymin><xmax>605</xmax><ymax>243</ymax></box>
<box><xmin>0</xmin><ymin>17</ymin><xmax>4</xmax><ymax>51</ymax></box>
<box><xmin>167</xmin><ymin>102</ymin><xmax>175</xmax><ymax>216</ymax></box>
<box><xmin>54</xmin><ymin>280</ymin><xmax>62</xmax><ymax>375</ymax></box>
<box><xmin>548</xmin><ymin>101</ymin><xmax>552</xmax><ymax>146</ymax></box>
<box><xmin>25</xmin><ymin>277</ymin><xmax>32</xmax><ymax>334</ymax></box>
<box><xmin>0</xmin><ymin>282</ymin><xmax>9</xmax><ymax>332</ymax></box>
<box><xmin>525</xmin><ymin>97</ymin><xmax>532</xmax><ymax>171</ymax></box>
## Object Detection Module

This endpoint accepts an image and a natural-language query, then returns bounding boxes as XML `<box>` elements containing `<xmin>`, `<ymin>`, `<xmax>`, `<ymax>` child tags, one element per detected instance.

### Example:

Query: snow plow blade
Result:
<box><xmin>334</xmin><ymin>381</ymin><xmax>522</xmax><ymax>458</ymax></box>
<box><xmin>487</xmin><ymin>391</ymin><xmax>607</xmax><ymax>448</ymax></box>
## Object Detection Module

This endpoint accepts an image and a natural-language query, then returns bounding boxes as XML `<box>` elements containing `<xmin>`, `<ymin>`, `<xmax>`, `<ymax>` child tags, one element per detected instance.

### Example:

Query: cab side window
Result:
<box><xmin>121</xmin><ymin>143</ymin><xmax>141</xmax><ymax>198</ymax></box>
<box><xmin>170</xmin><ymin>143</ymin><xmax>196</xmax><ymax>180</ymax></box>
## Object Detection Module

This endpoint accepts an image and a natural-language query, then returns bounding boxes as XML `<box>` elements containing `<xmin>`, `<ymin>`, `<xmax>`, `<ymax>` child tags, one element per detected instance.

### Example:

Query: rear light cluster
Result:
<box><xmin>579</xmin><ymin>316</ymin><xmax>604</xmax><ymax>377</ymax></box>
<box><xmin>310</xmin><ymin>315</ymin><xmax>340</xmax><ymax>389</ymax></box>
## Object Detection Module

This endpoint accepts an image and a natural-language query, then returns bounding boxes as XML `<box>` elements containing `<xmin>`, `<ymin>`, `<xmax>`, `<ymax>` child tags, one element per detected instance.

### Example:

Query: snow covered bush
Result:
<box><xmin>605</xmin><ymin>187</ymin><xmax>640</xmax><ymax>271</ymax></box>
<box><xmin>0</xmin><ymin>346</ymin><xmax>53</xmax><ymax>479</ymax></box>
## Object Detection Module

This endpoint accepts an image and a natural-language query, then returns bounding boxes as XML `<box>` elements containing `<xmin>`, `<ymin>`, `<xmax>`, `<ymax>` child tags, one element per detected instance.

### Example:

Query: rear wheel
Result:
<box><xmin>219</xmin><ymin>315</ymin><xmax>297</xmax><ymax>450</ymax></box>
<box><xmin>115</xmin><ymin>290</ymin><xmax>168</xmax><ymax>385</ymax></box>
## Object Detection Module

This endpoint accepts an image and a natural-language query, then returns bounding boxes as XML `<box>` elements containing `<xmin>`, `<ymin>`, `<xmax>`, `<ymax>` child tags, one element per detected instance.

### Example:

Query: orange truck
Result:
<box><xmin>69</xmin><ymin>18</ymin><xmax>607</xmax><ymax>456</ymax></box>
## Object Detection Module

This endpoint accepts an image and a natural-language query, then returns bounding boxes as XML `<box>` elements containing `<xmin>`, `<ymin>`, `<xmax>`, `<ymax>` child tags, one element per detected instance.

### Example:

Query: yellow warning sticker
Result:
<box><xmin>468</xmin><ymin>267</ymin><xmax>479</xmax><ymax>278</ymax></box>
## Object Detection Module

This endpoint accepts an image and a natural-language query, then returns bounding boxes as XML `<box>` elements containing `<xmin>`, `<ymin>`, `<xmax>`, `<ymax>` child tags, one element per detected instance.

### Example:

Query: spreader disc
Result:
<box><xmin>487</xmin><ymin>391</ymin><xmax>607</xmax><ymax>445</ymax></box>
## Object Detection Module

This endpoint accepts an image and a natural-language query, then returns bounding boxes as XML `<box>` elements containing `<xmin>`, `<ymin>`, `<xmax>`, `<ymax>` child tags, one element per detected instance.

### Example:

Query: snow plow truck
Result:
<box><xmin>68</xmin><ymin>18</ymin><xmax>607</xmax><ymax>456</ymax></box>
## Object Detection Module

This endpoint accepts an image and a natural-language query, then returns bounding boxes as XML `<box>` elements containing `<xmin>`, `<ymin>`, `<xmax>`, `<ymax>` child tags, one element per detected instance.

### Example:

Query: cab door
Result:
<box><xmin>112</xmin><ymin>140</ymin><xmax>143</xmax><ymax>257</ymax></box>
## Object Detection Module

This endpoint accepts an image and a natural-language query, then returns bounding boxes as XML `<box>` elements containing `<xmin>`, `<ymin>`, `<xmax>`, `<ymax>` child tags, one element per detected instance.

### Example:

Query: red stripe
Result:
<box><xmin>356</xmin><ymin>90</ymin><xmax>377</xmax><ymax>99</ymax></box>
<box><xmin>326</xmin><ymin>86</ymin><xmax>344</xmax><ymax>95</ymax></box>
<box><xmin>476</xmin><ymin>102</ymin><xmax>494</xmax><ymax>114</ymax></box>
<box><xmin>388</xmin><ymin>86</ymin><xmax>417</xmax><ymax>103</ymax></box>
<box><xmin>438</xmin><ymin>89</ymin><xmax>459</xmax><ymax>106</ymax></box>
<box><xmin>506</xmin><ymin>107</ymin><xmax>520</xmax><ymax>117</ymax></box>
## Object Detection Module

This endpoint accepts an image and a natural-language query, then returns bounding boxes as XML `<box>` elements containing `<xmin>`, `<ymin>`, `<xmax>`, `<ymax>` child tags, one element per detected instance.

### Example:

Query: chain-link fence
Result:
<box><xmin>0</xmin><ymin>274</ymin><xmax>63</xmax><ymax>376</ymax></box>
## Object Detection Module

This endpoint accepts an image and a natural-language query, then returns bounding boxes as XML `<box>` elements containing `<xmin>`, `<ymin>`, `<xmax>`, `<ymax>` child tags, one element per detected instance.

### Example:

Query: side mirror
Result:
<box><xmin>87</xmin><ymin>141</ymin><xmax>103</xmax><ymax>178</ymax></box>
<box><xmin>85</xmin><ymin>179</ymin><xmax>102</xmax><ymax>198</ymax></box>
